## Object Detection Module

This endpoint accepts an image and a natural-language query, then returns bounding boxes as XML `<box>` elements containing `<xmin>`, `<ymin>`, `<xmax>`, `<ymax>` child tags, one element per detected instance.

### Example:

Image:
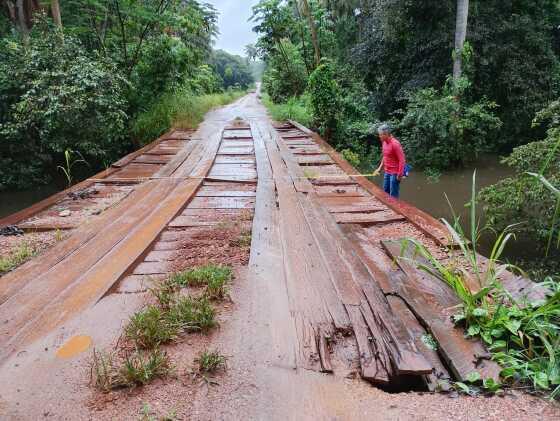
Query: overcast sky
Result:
<box><xmin>206</xmin><ymin>0</ymin><xmax>259</xmax><ymax>57</ymax></box>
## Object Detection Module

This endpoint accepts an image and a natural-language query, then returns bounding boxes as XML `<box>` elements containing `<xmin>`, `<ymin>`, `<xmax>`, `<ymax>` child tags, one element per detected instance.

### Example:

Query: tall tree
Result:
<box><xmin>453</xmin><ymin>0</ymin><xmax>469</xmax><ymax>80</ymax></box>
<box><xmin>298</xmin><ymin>0</ymin><xmax>320</xmax><ymax>67</ymax></box>
<box><xmin>50</xmin><ymin>0</ymin><xmax>61</xmax><ymax>28</ymax></box>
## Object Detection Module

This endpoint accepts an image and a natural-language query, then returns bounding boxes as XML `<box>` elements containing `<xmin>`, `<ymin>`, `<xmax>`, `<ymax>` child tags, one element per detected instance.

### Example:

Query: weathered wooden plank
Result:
<box><xmin>382</xmin><ymin>240</ymin><xmax>502</xmax><ymax>381</ymax></box>
<box><xmin>293</xmin><ymin>313</ymin><xmax>322</xmax><ymax>372</ymax></box>
<box><xmin>296</xmin><ymin>155</ymin><xmax>334</xmax><ymax>165</ymax></box>
<box><xmin>347</xmin><ymin>305</ymin><xmax>390</xmax><ymax>384</ymax></box>
<box><xmin>387</xmin><ymin>295</ymin><xmax>452</xmax><ymax>392</ymax></box>
<box><xmin>334</xmin><ymin>211</ymin><xmax>405</xmax><ymax>225</ymax></box>
<box><xmin>317</xmin><ymin>327</ymin><xmax>333</xmax><ymax>373</ymax></box>
<box><xmin>187</xmin><ymin>196</ymin><xmax>255</xmax><ymax>209</ymax></box>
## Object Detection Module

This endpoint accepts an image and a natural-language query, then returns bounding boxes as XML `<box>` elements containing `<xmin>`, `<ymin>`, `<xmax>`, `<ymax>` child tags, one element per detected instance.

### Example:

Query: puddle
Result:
<box><xmin>56</xmin><ymin>335</ymin><xmax>92</xmax><ymax>359</ymax></box>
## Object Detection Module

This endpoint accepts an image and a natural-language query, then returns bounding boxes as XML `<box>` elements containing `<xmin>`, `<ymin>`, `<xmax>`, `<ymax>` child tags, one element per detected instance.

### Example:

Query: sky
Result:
<box><xmin>206</xmin><ymin>0</ymin><xmax>259</xmax><ymax>57</ymax></box>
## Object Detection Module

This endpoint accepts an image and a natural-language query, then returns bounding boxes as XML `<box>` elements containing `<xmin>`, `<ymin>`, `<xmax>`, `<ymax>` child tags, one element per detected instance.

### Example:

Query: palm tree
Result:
<box><xmin>453</xmin><ymin>0</ymin><xmax>469</xmax><ymax>80</ymax></box>
<box><xmin>298</xmin><ymin>0</ymin><xmax>321</xmax><ymax>67</ymax></box>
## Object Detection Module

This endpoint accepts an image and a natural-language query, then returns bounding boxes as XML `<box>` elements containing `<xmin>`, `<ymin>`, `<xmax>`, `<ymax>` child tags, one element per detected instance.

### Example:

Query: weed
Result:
<box><xmin>54</xmin><ymin>229</ymin><xmax>64</xmax><ymax>242</ymax></box>
<box><xmin>303</xmin><ymin>168</ymin><xmax>318</xmax><ymax>179</ymax></box>
<box><xmin>195</xmin><ymin>350</ymin><xmax>227</xmax><ymax>374</ymax></box>
<box><xmin>90</xmin><ymin>348</ymin><xmax>171</xmax><ymax>392</ymax></box>
<box><xmin>230</xmin><ymin>230</ymin><xmax>252</xmax><ymax>248</ymax></box>
<box><xmin>149</xmin><ymin>277</ymin><xmax>180</xmax><ymax>309</ymax></box>
<box><xmin>57</xmin><ymin>149</ymin><xmax>88</xmax><ymax>187</ymax></box>
<box><xmin>0</xmin><ymin>242</ymin><xmax>36</xmax><ymax>275</ymax></box>
<box><xmin>125</xmin><ymin>305</ymin><xmax>179</xmax><ymax>349</ymax></box>
<box><xmin>403</xmin><ymin>172</ymin><xmax>560</xmax><ymax>397</ymax></box>
<box><xmin>171</xmin><ymin>264</ymin><xmax>232</xmax><ymax>300</ymax></box>
<box><xmin>166</xmin><ymin>296</ymin><xmax>216</xmax><ymax>332</ymax></box>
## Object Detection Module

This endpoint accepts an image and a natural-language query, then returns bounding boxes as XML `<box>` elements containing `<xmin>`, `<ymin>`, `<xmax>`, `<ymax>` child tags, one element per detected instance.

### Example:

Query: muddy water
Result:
<box><xmin>0</xmin><ymin>183</ymin><xmax>62</xmax><ymax>219</ymax></box>
<box><xmin>386</xmin><ymin>156</ymin><xmax>528</xmax><ymax>260</ymax></box>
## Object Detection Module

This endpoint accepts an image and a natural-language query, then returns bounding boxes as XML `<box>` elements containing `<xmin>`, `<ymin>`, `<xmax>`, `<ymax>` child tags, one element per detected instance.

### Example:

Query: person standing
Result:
<box><xmin>373</xmin><ymin>124</ymin><xmax>406</xmax><ymax>199</ymax></box>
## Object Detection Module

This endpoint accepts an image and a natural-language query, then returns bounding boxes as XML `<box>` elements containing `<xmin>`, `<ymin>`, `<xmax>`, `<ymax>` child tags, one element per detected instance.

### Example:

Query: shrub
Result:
<box><xmin>262</xmin><ymin>94</ymin><xmax>313</xmax><ymax>127</ymax></box>
<box><xmin>0</xmin><ymin>24</ymin><xmax>129</xmax><ymax>190</ymax></box>
<box><xmin>166</xmin><ymin>296</ymin><xmax>216</xmax><ymax>332</ymax></box>
<box><xmin>306</xmin><ymin>60</ymin><xmax>341</xmax><ymax>140</ymax></box>
<box><xmin>262</xmin><ymin>39</ymin><xmax>307</xmax><ymax>103</ymax></box>
<box><xmin>397</xmin><ymin>77</ymin><xmax>502</xmax><ymax>171</ymax></box>
<box><xmin>125</xmin><ymin>305</ymin><xmax>179</xmax><ymax>349</ymax></box>
<box><xmin>480</xmin><ymin>100</ymin><xmax>560</xmax><ymax>265</ymax></box>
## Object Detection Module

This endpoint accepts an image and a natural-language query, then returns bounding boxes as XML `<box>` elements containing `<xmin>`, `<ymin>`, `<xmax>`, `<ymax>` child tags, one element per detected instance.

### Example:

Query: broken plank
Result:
<box><xmin>334</xmin><ymin>211</ymin><xmax>405</xmax><ymax>225</ymax></box>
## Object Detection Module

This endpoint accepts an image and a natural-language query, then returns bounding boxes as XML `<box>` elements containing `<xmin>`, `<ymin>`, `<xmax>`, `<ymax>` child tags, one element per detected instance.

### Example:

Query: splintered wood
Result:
<box><xmin>264</xmin><ymin>121</ymin><xmax>530</xmax><ymax>389</ymax></box>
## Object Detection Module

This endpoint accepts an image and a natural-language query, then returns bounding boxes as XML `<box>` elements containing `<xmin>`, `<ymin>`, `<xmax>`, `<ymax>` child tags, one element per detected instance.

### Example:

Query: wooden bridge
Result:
<box><xmin>0</xmin><ymin>92</ymin><xmax>545</xmax><ymax>415</ymax></box>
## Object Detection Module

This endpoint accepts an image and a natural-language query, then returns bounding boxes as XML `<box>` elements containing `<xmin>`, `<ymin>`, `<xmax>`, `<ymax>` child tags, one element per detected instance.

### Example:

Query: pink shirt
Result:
<box><xmin>382</xmin><ymin>137</ymin><xmax>406</xmax><ymax>176</ymax></box>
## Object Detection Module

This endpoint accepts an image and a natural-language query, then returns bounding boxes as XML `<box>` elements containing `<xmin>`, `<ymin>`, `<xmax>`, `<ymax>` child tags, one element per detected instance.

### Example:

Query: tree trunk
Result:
<box><xmin>300</xmin><ymin>0</ymin><xmax>321</xmax><ymax>68</ymax></box>
<box><xmin>51</xmin><ymin>0</ymin><xmax>62</xmax><ymax>28</ymax></box>
<box><xmin>453</xmin><ymin>0</ymin><xmax>469</xmax><ymax>80</ymax></box>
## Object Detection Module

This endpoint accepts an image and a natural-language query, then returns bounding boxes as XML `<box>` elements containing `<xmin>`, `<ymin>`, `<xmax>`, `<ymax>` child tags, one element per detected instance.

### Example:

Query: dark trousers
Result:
<box><xmin>383</xmin><ymin>173</ymin><xmax>400</xmax><ymax>198</ymax></box>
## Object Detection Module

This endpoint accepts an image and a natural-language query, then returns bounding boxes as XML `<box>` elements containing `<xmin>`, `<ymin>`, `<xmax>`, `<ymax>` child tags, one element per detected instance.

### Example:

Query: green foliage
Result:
<box><xmin>0</xmin><ymin>25</ymin><xmax>129</xmax><ymax>190</ymax></box>
<box><xmin>91</xmin><ymin>348</ymin><xmax>171</xmax><ymax>392</ymax></box>
<box><xmin>403</xmin><ymin>174</ymin><xmax>560</xmax><ymax>397</ymax></box>
<box><xmin>194</xmin><ymin>350</ymin><xmax>227</xmax><ymax>374</ymax></box>
<box><xmin>0</xmin><ymin>242</ymin><xmax>36</xmax><ymax>275</ymax></box>
<box><xmin>171</xmin><ymin>264</ymin><xmax>233</xmax><ymax>300</ymax></box>
<box><xmin>480</xmin><ymin>101</ymin><xmax>560</xmax><ymax>262</ymax></box>
<box><xmin>132</xmin><ymin>89</ymin><xmax>246</xmax><ymax>145</ymax></box>
<box><xmin>211</xmin><ymin>50</ymin><xmax>254</xmax><ymax>90</ymax></box>
<box><xmin>262</xmin><ymin>94</ymin><xmax>313</xmax><ymax>128</ymax></box>
<box><xmin>166</xmin><ymin>296</ymin><xmax>216</xmax><ymax>332</ymax></box>
<box><xmin>307</xmin><ymin>60</ymin><xmax>341</xmax><ymax>139</ymax></box>
<box><xmin>262</xmin><ymin>39</ymin><xmax>308</xmax><ymax>102</ymax></box>
<box><xmin>398</xmin><ymin>78</ymin><xmax>502</xmax><ymax>170</ymax></box>
<box><xmin>125</xmin><ymin>305</ymin><xmax>180</xmax><ymax>349</ymax></box>
<box><xmin>341</xmin><ymin>149</ymin><xmax>361</xmax><ymax>168</ymax></box>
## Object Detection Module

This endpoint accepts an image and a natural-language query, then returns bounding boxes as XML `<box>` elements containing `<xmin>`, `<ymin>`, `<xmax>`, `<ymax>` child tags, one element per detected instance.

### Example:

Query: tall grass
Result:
<box><xmin>262</xmin><ymin>94</ymin><xmax>313</xmax><ymax>127</ymax></box>
<box><xmin>133</xmin><ymin>89</ymin><xmax>246</xmax><ymax>145</ymax></box>
<box><xmin>401</xmin><ymin>172</ymin><xmax>560</xmax><ymax>397</ymax></box>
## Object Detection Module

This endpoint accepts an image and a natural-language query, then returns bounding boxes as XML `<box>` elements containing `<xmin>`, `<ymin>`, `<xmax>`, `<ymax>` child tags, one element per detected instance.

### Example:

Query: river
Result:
<box><xmin>1</xmin><ymin>156</ymin><xmax>525</xmax><ymax>259</ymax></box>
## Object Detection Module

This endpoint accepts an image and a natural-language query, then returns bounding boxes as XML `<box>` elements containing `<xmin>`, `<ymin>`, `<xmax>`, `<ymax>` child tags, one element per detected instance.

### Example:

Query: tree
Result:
<box><xmin>298</xmin><ymin>0</ymin><xmax>320</xmax><ymax>67</ymax></box>
<box><xmin>453</xmin><ymin>0</ymin><xmax>469</xmax><ymax>80</ymax></box>
<box><xmin>51</xmin><ymin>0</ymin><xmax>61</xmax><ymax>28</ymax></box>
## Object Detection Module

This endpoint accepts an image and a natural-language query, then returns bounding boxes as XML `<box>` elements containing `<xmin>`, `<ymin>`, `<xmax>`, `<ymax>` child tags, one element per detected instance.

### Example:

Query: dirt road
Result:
<box><xmin>0</xmin><ymin>91</ymin><xmax>558</xmax><ymax>420</ymax></box>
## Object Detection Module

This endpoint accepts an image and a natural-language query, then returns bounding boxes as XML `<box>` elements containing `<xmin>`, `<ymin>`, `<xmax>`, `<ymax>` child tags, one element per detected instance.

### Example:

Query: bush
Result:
<box><xmin>262</xmin><ymin>94</ymin><xmax>313</xmax><ymax>127</ymax></box>
<box><xmin>480</xmin><ymin>101</ymin><xmax>560</xmax><ymax>265</ymax></box>
<box><xmin>397</xmin><ymin>78</ymin><xmax>502</xmax><ymax>170</ymax></box>
<box><xmin>132</xmin><ymin>88</ymin><xmax>245</xmax><ymax>145</ymax></box>
<box><xmin>0</xmin><ymin>25</ymin><xmax>130</xmax><ymax>190</ymax></box>
<box><xmin>262</xmin><ymin>39</ymin><xmax>307</xmax><ymax>103</ymax></box>
<box><xmin>306</xmin><ymin>60</ymin><xmax>341</xmax><ymax>140</ymax></box>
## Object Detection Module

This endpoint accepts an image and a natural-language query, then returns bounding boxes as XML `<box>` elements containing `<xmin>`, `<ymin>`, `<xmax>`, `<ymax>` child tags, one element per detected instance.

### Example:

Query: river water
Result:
<box><xmin>0</xmin><ymin>156</ymin><xmax>524</xmax><ymax>258</ymax></box>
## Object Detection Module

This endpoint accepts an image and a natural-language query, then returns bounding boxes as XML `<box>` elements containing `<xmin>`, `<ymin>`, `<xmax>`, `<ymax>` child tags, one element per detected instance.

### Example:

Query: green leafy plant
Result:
<box><xmin>125</xmin><ymin>305</ymin><xmax>180</xmax><ymax>349</ymax></box>
<box><xmin>171</xmin><ymin>264</ymin><xmax>233</xmax><ymax>300</ymax></box>
<box><xmin>402</xmin><ymin>172</ymin><xmax>560</xmax><ymax>397</ymax></box>
<box><xmin>90</xmin><ymin>348</ymin><xmax>171</xmax><ymax>392</ymax></box>
<box><xmin>57</xmin><ymin>149</ymin><xmax>88</xmax><ymax>187</ymax></box>
<box><xmin>194</xmin><ymin>349</ymin><xmax>227</xmax><ymax>374</ymax></box>
<box><xmin>166</xmin><ymin>296</ymin><xmax>216</xmax><ymax>332</ymax></box>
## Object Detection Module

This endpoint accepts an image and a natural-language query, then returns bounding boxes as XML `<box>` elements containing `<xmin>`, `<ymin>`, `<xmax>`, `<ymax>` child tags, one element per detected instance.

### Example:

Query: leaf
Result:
<box><xmin>467</xmin><ymin>325</ymin><xmax>480</xmax><ymax>337</ymax></box>
<box><xmin>534</xmin><ymin>372</ymin><xmax>549</xmax><ymax>390</ymax></box>
<box><xmin>466</xmin><ymin>372</ymin><xmax>481</xmax><ymax>383</ymax></box>
<box><xmin>472</xmin><ymin>307</ymin><xmax>488</xmax><ymax>317</ymax></box>
<box><xmin>454</xmin><ymin>382</ymin><xmax>471</xmax><ymax>394</ymax></box>
<box><xmin>504</xmin><ymin>319</ymin><xmax>521</xmax><ymax>335</ymax></box>
<box><xmin>483</xmin><ymin>377</ymin><xmax>502</xmax><ymax>393</ymax></box>
<box><xmin>489</xmin><ymin>340</ymin><xmax>507</xmax><ymax>350</ymax></box>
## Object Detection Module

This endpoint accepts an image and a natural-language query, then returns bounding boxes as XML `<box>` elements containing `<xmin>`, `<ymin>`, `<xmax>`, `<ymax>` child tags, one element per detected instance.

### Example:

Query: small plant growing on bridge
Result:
<box><xmin>57</xmin><ymin>149</ymin><xmax>88</xmax><ymax>187</ymax></box>
<box><xmin>401</xmin><ymin>172</ymin><xmax>560</xmax><ymax>398</ymax></box>
<box><xmin>125</xmin><ymin>305</ymin><xmax>179</xmax><ymax>349</ymax></box>
<box><xmin>195</xmin><ymin>349</ymin><xmax>227</xmax><ymax>374</ymax></box>
<box><xmin>0</xmin><ymin>241</ymin><xmax>36</xmax><ymax>275</ymax></box>
<box><xmin>166</xmin><ymin>296</ymin><xmax>216</xmax><ymax>332</ymax></box>
<box><xmin>173</xmin><ymin>264</ymin><xmax>233</xmax><ymax>300</ymax></box>
<box><xmin>90</xmin><ymin>348</ymin><xmax>171</xmax><ymax>392</ymax></box>
<box><xmin>230</xmin><ymin>230</ymin><xmax>252</xmax><ymax>248</ymax></box>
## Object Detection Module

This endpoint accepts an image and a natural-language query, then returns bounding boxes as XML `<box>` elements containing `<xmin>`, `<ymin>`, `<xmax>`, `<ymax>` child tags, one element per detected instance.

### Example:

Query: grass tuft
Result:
<box><xmin>195</xmin><ymin>349</ymin><xmax>227</xmax><ymax>374</ymax></box>
<box><xmin>166</xmin><ymin>296</ymin><xmax>216</xmax><ymax>332</ymax></box>
<box><xmin>0</xmin><ymin>242</ymin><xmax>36</xmax><ymax>275</ymax></box>
<box><xmin>229</xmin><ymin>230</ymin><xmax>252</xmax><ymax>248</ymax></box>
<box><xmin>125</xmin><ymin>305</ymin><xmax>179</xmax><ymax>349</ymax></box>
<box><xmin>91</xmin><ymin>348</ymin><xmax>171</xmax><ymax>392</ymax></box>
<box><xmin>262</xmin><ymin>94</ymin><xmax>313</xmax><ymax>127</ymax></box>
<box><xmin>171</xmin><ymin>264</ymin><xmax>233</xmax><ymax>300</ymax></box>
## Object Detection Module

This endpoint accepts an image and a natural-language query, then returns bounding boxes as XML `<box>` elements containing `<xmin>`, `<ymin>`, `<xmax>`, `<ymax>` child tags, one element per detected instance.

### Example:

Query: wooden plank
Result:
<box><xmin>0</xmin><ymin>123</ymin><xmax>226</xmax><ymax>359</ymax></box>
<box><xmin>188</xmin><ymin>196</ymin><xmax>255</xmax><ymax>209</ymax></box>
<box><xmin>133</xmin><ymin>155</ymin><xmax>171</xmax><ymax>164</ymax></box>
<box><xmin>317</xmin><ymin>327</ymin><xmax>333</xmax><ymax>373</ymax></box>
<box><xmin>347</xmin><ymin>305</ymin><xmax>390</xmax><ymax>384</ymax></box>
<box><xmin>296</xmin><ymin>155</ymin><xmax>334</xmax><ymax>165</ymax></box>
<box><xmin>293</xmin><ymin>313</ymin><xmax>322</xmax><ymax>372</ymax></box>
<box><xmin>382</xmin><ymin>240</ymin><xmax>502</xmax><ymax>381</ymax></box>
<box><xmin>387</xmin><ymin>295</ymin><xmax>452</xmax><ymax>392</ymax></box>
<box><xmin>334</xmin><ymin>211</ymin><xmax>405</xmax><ymax>225</ymax></box>
<box><xmin>270</xmin><ymin>129</ymin><xmax>313</xmax><ymax>193</ymax></box>
<box><xmin>263</xmin><ymin>125</ymin><xmax>347</xmax><ymax>329</ymax></box>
